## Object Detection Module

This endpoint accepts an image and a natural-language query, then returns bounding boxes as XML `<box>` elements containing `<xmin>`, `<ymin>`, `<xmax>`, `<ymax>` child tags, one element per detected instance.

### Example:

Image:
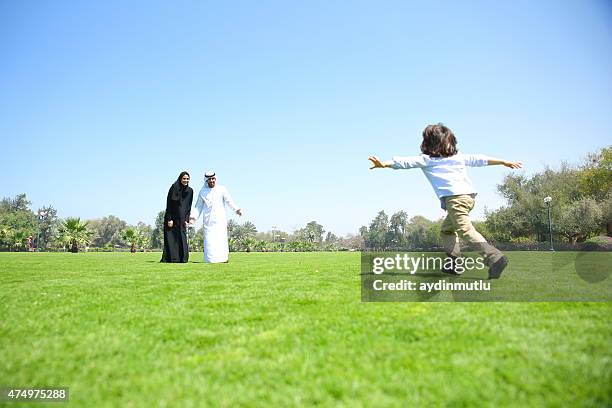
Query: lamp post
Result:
<box><xmin>544</xmin><ymin>196</ymin><xmax>554</xmax><ymax>251</ymax></box>
<box><xmin>37</xmin><ymin>209</ymin><xmax>47</xmax><ymax>252</ymax></box>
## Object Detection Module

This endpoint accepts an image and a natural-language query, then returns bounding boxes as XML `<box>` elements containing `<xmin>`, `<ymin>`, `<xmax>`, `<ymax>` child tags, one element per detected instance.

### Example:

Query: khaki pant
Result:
<box><xmin>440</xmin><ymin>194</ymin><xmax>503</xmax><ymax>266</ymax></box>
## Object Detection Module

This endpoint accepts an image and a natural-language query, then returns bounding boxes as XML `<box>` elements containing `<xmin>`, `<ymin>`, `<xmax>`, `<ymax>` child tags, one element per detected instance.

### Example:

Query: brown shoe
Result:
<box><xmin>488</xmin><ymin>256</ymin><xmax>508</xmax><ymax>280</ymax></box>
<box><xmin>442</xmin><ymin>256</ymin><xmax>462</xmax><ymax>276</ymax></box>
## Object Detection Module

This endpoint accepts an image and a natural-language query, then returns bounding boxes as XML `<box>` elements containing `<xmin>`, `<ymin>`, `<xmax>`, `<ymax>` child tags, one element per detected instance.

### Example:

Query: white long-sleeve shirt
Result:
<box><xmin>191</xmin><ymin>184</ymin><xmax>239</xmax><ymax>227</ymax></box>
<box><xmin>391</xmin><ymin>153</ymin><xmax>492</xmax><ymax>208</ymax></box>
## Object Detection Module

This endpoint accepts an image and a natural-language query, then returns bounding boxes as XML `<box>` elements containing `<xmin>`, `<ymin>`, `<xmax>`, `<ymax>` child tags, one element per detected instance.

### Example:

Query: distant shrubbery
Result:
<box><xmin>227</xmin><ymin>220</ymin><xmax>362</xmax><ymax>252</ymax></box>
<box><xmin>484</xmin><ymin>146</ymin><xmax>611</xmax><ymax>244</ymax></box>
<box><xmin>0</xmin><ymin>197</ymin><xmax>360</xmax><ymax>252</ymax></box>
<box><xmin>2</xmin><ymin>147</ymin><xmax>609</xmax><ymax>252</ymax></box>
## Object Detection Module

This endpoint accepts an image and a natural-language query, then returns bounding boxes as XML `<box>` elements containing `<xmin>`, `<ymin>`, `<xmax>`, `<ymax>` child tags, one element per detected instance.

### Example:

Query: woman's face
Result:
<box><xmin>181</xmin><ymin>174</ymin><xmax>190</xmax><ymax>186</ymax></box>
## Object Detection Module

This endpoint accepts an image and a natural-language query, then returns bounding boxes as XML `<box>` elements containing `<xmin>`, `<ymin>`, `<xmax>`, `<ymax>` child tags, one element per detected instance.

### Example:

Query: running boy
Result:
<box><xmin>368</xmin><ymin>123</ymin><xmax>522</xmax><ymax>279</ymax></box>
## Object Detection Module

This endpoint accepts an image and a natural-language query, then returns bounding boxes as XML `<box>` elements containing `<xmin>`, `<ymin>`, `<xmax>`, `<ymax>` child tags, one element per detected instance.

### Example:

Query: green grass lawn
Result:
<box><xmin>1</xmin><ymin>252</ymin><xmax>610</xmax><ymax>407</ymax></box>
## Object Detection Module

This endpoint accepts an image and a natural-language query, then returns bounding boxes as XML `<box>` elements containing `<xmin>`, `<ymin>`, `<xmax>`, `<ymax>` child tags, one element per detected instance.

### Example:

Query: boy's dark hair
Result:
<box><xmin>420</xmin><ymin>123</ymin><xmax>458</xmax><ymax>157</ymax></box>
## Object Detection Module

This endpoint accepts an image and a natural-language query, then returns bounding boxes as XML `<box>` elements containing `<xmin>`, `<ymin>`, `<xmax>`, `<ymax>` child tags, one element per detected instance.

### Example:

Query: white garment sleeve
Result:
<box><xmin>391</xmin><ymin>155</ymin><xmax>427</xmax><ymax>169</ymax></box>
<box><xmin>191</xmin><ymin>193</ymin><xmax>204</xmax><ymax>220</ymax></box>
<box><xmin>462</xmin><ymin>154</ymin><xmax>492</xmax><ymax>167</ymax></box>
<box><xmin>223</xmin><ymin>187</ymin><xmax>239</xmax><ymax>211</ymax></box>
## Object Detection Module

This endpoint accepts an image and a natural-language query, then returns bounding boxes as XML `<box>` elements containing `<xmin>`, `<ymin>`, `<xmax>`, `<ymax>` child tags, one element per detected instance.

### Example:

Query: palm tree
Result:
<box><xmin>228</xmin><ymin>237</ymin><xmax>238</xmax><ymax>252</ymax></box>
<box><xmin>254</xmin><ymin>240</ymin><xmax>267</xmax><ymax>252</ymax></box>
<box><xmin>121</xmin><ymin>228</ymin><xmax>139</xmax><ymax>253</ymax></box>
<box><xmin>230</xmin><ymin>221</ymin><xmax>258</xmax><ymax>251</ymax></box>
<box><xmin>12</xmin><ymin>230</ymin><xmax>27</xmax><ymax>252</ymax></box>
<box><xmin>227</xmin><ymin>219</ymin><xmax>238</xmax><ymax>237</ymax></box>
<box><xmin>58</xmin><ymin>217</ymin><xmax>92</xmax><ymax>253</ymax></box>
<box><xmin>241</xmin><ymin>221</ymin><xmax>257</xmax><ymax>237</ymax></box>
<box><xmin>242</xmin><ymin>237</ymin><xmax>256</xmax><ymax>253</ymax></box>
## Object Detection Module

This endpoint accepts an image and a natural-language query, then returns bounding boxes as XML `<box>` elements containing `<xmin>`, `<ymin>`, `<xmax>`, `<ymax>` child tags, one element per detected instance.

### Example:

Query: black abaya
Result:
<box><xmin>161</xmin><ymin>177</ymin><xmax>193</xmax><ymax>263</ymax></box>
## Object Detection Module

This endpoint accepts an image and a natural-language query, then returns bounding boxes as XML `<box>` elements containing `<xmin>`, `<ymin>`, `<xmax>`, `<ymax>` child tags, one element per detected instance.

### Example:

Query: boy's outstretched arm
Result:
<box><xmin>487</xmin><ymin>158</ymin><xmax>523</xmax><ymax>169</ymax></box>
<box><xmin>369</xmin><ymin>155</ymin><xmax>427</xmax><ymax>169</ymax></box>
<box><xmin>368</xmin><ymin>156</ymin><xmax>394</xmax><ymax>169</ymax></box>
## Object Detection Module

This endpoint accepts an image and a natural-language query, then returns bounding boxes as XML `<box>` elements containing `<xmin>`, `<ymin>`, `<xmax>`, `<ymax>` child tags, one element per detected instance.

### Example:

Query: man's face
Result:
<box><xmin>181</xmin><ymin>174</ymin><xmax>190</xmax><ymax>186</ymax></box>
<box><xmin>206</xmin><ymin>176</ymin><xmax>216</xmax><ymax>188</ymax></box>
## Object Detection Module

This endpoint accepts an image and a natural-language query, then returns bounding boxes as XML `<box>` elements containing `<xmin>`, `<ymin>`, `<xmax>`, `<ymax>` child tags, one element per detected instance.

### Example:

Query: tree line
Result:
<box><xmin>0</xmin><ymin>200</ymin><xmax>362</xmax><ymax>252</ymax></box>
<box><xmin>1</xmin><ymin>147</ymin><xmax>609</xmax><ymax>252</ymax></box>
<box><xmin>484</xmin><ymin>146</ymin><xmax>611</xmax><ymax>244</ymax></box>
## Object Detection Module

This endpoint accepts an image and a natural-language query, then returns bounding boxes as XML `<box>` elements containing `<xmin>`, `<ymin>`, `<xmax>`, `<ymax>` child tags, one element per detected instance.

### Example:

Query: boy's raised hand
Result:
<box><xmin>503</xmin><ymin>161</ymin><xmax>523</xmax><ymax>169</ymax></box>
<box><xmin>368</xmin><ymin>156</ymin><xmax>385</xmax><ymax>169</ymax></box>
<box><xmin>489</xmin><ymin>158</ymin><xmax>523</xmax><ymax>169</ymax></box>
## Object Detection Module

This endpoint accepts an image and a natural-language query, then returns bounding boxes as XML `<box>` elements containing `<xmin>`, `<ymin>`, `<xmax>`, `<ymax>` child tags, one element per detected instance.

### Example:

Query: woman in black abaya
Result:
<box><xmin>161</xmin><ymin>171</ymin><xmax>194</xmax><ymax>262</ymax></box>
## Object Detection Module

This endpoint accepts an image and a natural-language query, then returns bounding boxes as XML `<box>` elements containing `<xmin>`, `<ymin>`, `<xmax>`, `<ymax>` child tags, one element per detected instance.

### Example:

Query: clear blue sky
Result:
<box><xmin>1</xmin><ymin>0</ymin><xmax>611</xmax><ymax>235</ymax></box>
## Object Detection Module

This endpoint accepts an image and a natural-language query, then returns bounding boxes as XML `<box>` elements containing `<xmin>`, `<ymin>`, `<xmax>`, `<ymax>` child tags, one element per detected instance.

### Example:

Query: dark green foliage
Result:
<box><xmin>486</xmin><ymin>147</ymin><xmax>611</xmax><ymax>243</ymax></box>
<box><xmin>0</xmin><ymin>194</ymin><xmax>37</xmax><ymax>251</ymax></box>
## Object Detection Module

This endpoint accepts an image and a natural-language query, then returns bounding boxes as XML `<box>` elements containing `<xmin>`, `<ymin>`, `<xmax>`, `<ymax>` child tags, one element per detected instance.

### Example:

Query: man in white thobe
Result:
<box><xmin>190</xmin><ymin>171</ymin><xmax>242</xmax><ymax>263</ymax></box>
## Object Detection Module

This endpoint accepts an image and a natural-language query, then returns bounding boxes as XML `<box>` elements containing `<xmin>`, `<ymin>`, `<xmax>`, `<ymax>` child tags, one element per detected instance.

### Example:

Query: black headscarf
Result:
<box><xmin>170</xmin><ymin>171</ymin><xmax>191</xmax><ymax>202</ymax></box>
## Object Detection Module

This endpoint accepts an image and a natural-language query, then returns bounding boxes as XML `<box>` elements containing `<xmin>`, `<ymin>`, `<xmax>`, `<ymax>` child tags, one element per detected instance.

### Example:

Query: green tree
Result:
<box><xmin>89</xmin><ymin>215</ymin><xmax>127</xmax><ymax>248</ymax></box>
<box><xmin>58</xmin><ymin>218</ymin><xmax>93</xmax><ymax>253</ymax></box>
<box><xmin>36</xmin><ymin>205</ymin><xmax>59</xmax><ymax>250</ymax></box>
<box><xmin>121</xmin><ymin>228</ymin><xmax>139</xmax><ymax>253</ymax></box>
<box><xmin>229</xmin><ymin>237</ymin><xmax>238</xmax><ymax>252</ymax></box>
<box><xmin>486</xmin><ymin>148</ymin><xmax>612</xmax><ymax>242</ymax></box>
<box><xmin>486</xmin><ymin>164</ymin><xmax>578</xmax><ymax>242</ymax></box>
<box><xmin>325</xmin><ymin>232</ymin><xmax>336</xmax><ymax>242</ymax></box>
<box><xmin>557</xmin><ymin>198</ymin><xmax>604</xmax><ymax>243</ymax></box>
<box><xmin>405</xmin><ymin>215</ymin><xmax>430</xmax><ymax>248</ymax></box>
<box><xmin>227</xmin><ymin>219</ymin><xmax>238</xmax><ymax>237</ymax></box>
<box><xmin>135</xmin><ymin>222</ymin><xmax>152</xmax><ymax>250</ymax></box>
<box><xmin>389</xmin><ymin>211</ymin><xmax>409</xmax><ymax>248</ymax></box>
<box><xmin>11</xmin><ymin>230</ymin><xmax>28</xmax><ymax>252</ymax></box>
<box><xmin>253</xmin><ymin>240</ymin><xmax>268</xmax><ymax>252</ymax></box>
<box><xmin>0</xmin><ymin>226</ymin><xmax>13</xmax><ymax>250</ymax></box>
<box><xmin>293</xmin><ymin>221</ymin><xmax>325</xmax><ymax>247</ymax></box>
<box><xmin>302</xmin><ymin>221</ymin><xmax>325</xmax><ymax>244</ymax></box>
<box><xmin>1</xmin><ymin>193</ymin><xmax>31</xmax><ymax>212</ymax></box>
<box><xmin>368</xmin><ymin>211</ymin><xmax>389</xmax><ymax>249</ymax></box>
<box><xmin>151</xmin><ymin>211</ymin><xmax>166</xmax><ymax>249</ymax></box>
<box><xmin>242</xmin><ymin>237</ymin><xmax>257</xmax><ymax>252</ymax></box>
<box><xmin>267</xmin><ymin>241</ymin><xmax>282</xmax><ymax>252</ymax></box>
<box><xmin>0</xmin><ymin>194</ymin><xmax>36</xmax><ymax>250</ymax></box>
<box><xmin>230</xmin><ymin>221</ymin><xmax>257</xmax><ymax>251</ymax></box>
<box><xmin>241</xmin><ymin>221</ymin><xmax>257</xmax><ymax>237</ymax></box>
<box><xmin>578</xmin><ymin>146</ymin><xmax>612</xmax><ymax>200</ymax></box>
<box><xmin>358</xmin><ymin>225</ymin><xmax>369</xmax><ymax>247</ymax></box>
<box><xmin>187</xmin><ymin>226</ymin><xmax>203</xmax><ymax>252</ymax></box>
<box><xmin>286</xmin><ymin>240</ymin><xmax>316</xmax><ymax>252</ymax></box>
